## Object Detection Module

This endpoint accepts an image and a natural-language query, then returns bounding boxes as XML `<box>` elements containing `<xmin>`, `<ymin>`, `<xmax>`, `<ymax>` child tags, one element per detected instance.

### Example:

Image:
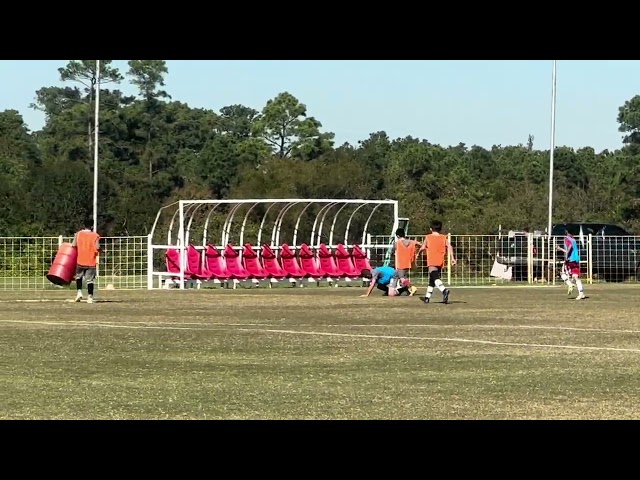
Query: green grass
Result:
<box><xmin>2</xmin><ymin>284</ymin><xmax>640</xmax><ymax>419</ymax></box>
<box><xmin>1</xmin><ymin>272</ymin><xmax>638</xmax><ymax>291</ymax></box>
<box><xmin>0</xmin><ymin>275</ymin><xmax>147</xmax><ymax>291</ymax></box>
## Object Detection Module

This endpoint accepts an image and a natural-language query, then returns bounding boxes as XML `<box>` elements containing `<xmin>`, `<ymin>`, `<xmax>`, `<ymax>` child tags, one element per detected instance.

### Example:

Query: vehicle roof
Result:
<box><xmin>551</xmin><ymin>222</ymin><xmax>631</xmax><ymax>235</ymax></box>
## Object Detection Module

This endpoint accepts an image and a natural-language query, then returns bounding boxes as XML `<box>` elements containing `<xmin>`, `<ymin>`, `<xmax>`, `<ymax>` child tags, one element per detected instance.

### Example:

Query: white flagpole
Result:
<box><xmin>93</xmin><ymin>60</ymin><xmax>100</xmax><ymax>233</ymax></box>
<box><xmin>547</xmin><ymin>60</ymin><xmax>557</xmax><ymax>238</ymax></box>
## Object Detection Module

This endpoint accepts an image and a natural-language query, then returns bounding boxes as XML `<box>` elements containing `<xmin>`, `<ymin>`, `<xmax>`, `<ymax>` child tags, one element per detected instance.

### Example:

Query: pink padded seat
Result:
<box><xmin>166</xmin><ymin>248</ymin><xmax>196</xmax><ymax>279</ymax></box>
<box><xmin>242</xmin><ymin>244</ymin><xmax>269</xmax><ymax>279</ymax></box>
<box><xmin>334</xmin><ymin>243</ymin><xmax>361</xmax><ymax>277</ymax></box>
<box><xmin>317</xmin><ymin>243</ymin><xmax>344</xmax><ymax>277</ymax></box>
<box><xmin>351</xmin><ymin>244</ymin><xmax>374</xmax><ymax>272</ymax></box>
<box><xmin>299</xmin><ymin>243</ymin><xmax>326</xmax><ymax>277</ymax></box>
<box><xmin>205</xmin><ymin>245</ymin><xmax>235</xmax><ymax>280</ymax></box>
<box><xmin>187</xmin><ymin>244</ymin><xmax>214</xmax><ymax>279</ymax></box>
<box><xmin>223</xmin><ymin>244</ymin><xmax>251</xmax><ymax>278</ymax></box>
<box><xmin>260</xmin><ymin>244</ymin><xmax>289</xmax><ymax>278</ymax></box>
<box><xmin>279</xmin><ymin>244</ymin><xmax>307</xmax><ymax>277</ymax></box>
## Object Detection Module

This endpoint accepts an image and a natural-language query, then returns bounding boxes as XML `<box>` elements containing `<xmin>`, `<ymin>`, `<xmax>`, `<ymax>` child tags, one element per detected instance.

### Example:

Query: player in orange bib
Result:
<box><xmin>388</xmin><ymin>227</ymin><xmax>419</xmax><ymax>296</ymax></box>
<box><xmin>418</xmin><ymin>220</ymin><xmax>456</xmax><ymax>304</ymax></box>
<box><xmin>72</xmin><ymin>220</ymin><xmax>101</xmax><ymax>304</ymax></box>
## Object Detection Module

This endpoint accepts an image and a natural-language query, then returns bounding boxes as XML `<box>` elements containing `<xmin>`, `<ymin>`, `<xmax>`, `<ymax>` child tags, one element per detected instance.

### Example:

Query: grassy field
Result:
<box><xmin>2</xmin><ymin>283</ymin><xmax>640</xmax><ymax>419</ymax></box>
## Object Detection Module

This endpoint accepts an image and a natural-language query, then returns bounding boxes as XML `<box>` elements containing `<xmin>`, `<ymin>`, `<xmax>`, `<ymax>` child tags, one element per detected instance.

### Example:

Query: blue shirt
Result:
<box><xmin>564</xmin><ymin>236</ymin><xmax>580</xmax><ymax>262</ymax></box>
<box><xmin>371</xmin><ymin>266</ymin><xmax>395</xmax><ymax>286</ymax></box>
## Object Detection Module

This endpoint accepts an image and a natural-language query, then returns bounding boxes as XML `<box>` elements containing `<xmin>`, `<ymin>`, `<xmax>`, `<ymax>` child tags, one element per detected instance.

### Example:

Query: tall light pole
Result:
<box><xmin>547</xmin><ymin>60</ymin><xmax>557</xmax><ymax>237</ymax></box>
<box><xmin>93</xmin><ymin>60</ymin><xmax>100</xmax><ymax>233</ymax></box>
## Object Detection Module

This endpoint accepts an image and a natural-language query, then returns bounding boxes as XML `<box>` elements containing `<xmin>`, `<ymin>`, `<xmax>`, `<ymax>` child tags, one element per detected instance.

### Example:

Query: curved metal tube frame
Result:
<box><xmin>292</xmin><ymin>202</ymin><xmax>316</xmax><ymax>247</ymax></box>
<box><xmin>168</xmin><ymin>202</ymin><xmax>200</xmax><ymax>245</ymax></box>
<box><xmin>163</xmin><ymin>199</ymin><xmax>398</xmax><ymax>248</ymax></box>
<box><xmin>149</xmin><ymin>201</ymin><xmax>179</xmax><ymax>243</ymax></box>
<box><xmin>273</xmin><ymin>201</ymin><xmax>302</xmax><ymax>247</ymax></box>
<box><xmin>238</xmin><ymin>201</ymin><xmax>264</xmax><ymax>247</ymax></box>
<box><xmin>310</xmin><ymin>203</ymin><xmax>338</xmax><ymax>247</ymax></box>
<box><xmin>202</xmin><ymin>204</ymin><xmax>222</xmax><ymax>246</ymax></box>
<box><xmin>344</xmin><ymin>203</ymin><xmax>370</xmax><ymax>245</ymax></box>
<box><xmin>221</xmin><ymin>203</ymin><xmax>245</xmax><ymax>246</ymax></box>
<box><xmin>256</xmin><ymin>203</ymin><xmax>279</xmax><ymax>247</ymax></box>
<box><xmin>361</xmin><ymin>203</ymin><xmax>384</xmax><ymax>245</ymax></box>
<box><xmin>328</xmin><ymin>203</ymin><xmax>353</xmax><ymax>246</ymax></box>
<box><xmin>315</xmin><ymin>202</ymin><xmax>341</xmax><ymax>247</ymax></box>
<box><xmin>269</xmin><ymin>203</ymin><xmax>292</xmax><ymax>246</ymax></box>
<box><xmin>185</xmin><ymin>204</ymin><xmax>207</xmax><ymax>246</ymax></box>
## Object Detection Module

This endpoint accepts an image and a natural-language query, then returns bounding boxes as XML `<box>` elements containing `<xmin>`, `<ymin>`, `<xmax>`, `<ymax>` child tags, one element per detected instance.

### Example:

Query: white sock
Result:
<box><xmin>426</xmin><ymin>286</ymin><xmax>434</xmax><ymax>299</ymax></box>
<box><xmin>575</xmin><ymin>278</ymin><xmax>584</xmax><ymax>293</ymax></box>
<box><xmin>434</xmin><ymin>279</ymin><xmax>446</xmax><ymax>292</ymax></box>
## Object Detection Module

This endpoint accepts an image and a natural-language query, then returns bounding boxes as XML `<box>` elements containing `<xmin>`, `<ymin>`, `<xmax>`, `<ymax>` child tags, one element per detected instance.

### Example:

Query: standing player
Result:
<box><xmin>359</xmin><ymin>266</ymin><xmax>412</xmax><ymax>297</ymax></box>
<box><xmin>418</xmin><ymin>220</ymin><xmax>457</xmax><ymax>304</ymax></box>
<box><xmin>557</xmin><ymin>228</ymin><xmax>586</xmax><ymax>300</ymax></box>
<box><xmin>72</xmin><ymin>220</ymin><xmax>101</xmax><ymax>304</ymax></box>
<box><xmin>388</xmin><ymin>227</ymin><xmax>419</xmax><ymax>296</ymax></box>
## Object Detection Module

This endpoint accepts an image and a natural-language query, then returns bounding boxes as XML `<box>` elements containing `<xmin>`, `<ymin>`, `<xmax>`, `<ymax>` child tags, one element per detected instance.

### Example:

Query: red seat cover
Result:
<box><xmin>299</xmin><ymin>243</ymin><xmax>326</xmax><ymax>277</ymax></box>
<box><xmin>280</xmin><ymin>244</ymin><xmax>308</xmax><ymax>277</ymax></box>
<box><xmin>261</xmin><ymin>244</ymin><xmax>289</xmax><ymax>278</ymax></box>
<box><xmin>317</xmin><ymin>244</ymin><xmax>344</xmax><ymax>276</ymax></box>
<box><xmin>241</xmin><ymin>244</ymin><xmax>268</xmax><ymax>279</ymax></box>
<box><xmin>351</xmin><ymin>244</ymin><xmax>373</xmax><ymax>272</ymax></box>
<box><xmin>205</xmin><ymin>245</ymin><xmax>234</xmax><ymax>279</ymax></box>
<box><xmin>224</xmin><ymin>244</ymin><xmax>251</xmax><ymax>278</ymax></box>
<box><xmin>334</xmin><ymin>243</ymin><xmax>361</xmax><ymax>277</ymax></box>
<box><xmin>166</xmin><ymin>248</ymin><xmax>195</xmax><ymax>279</ymax></box>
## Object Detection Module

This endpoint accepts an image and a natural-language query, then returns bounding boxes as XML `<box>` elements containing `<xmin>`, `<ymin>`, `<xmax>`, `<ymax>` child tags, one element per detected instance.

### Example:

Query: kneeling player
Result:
<box><xmin>359</xmin><ymin>266</ymin><xmax>417</xmax><ymax>297</ymax></box>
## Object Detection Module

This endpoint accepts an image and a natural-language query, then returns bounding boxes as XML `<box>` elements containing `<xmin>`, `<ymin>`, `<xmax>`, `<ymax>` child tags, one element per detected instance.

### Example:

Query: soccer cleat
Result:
<box><xmin>424</xmin><ymin>297</ymin><xmax>430</xmax><ymax>304</ymax></box>
<box><xmin>575</xmin><ymin>292</ymin><xmax>586</xmax><ymax>301</ymax></box>
<box><xmin>74</xmin><ymin>291</ymin><xmax>83</xmax><ymax>302</ymax></box>
<box><xmin>567</xmin><ymin>284</ymin><xmax>574</xmax><ymax>296</ymax></box>
<box><xmin>409</xmin><ymin>286</ymin><xmax>418</xmax><ymax>296</ymax></box>
<box><xmin>87</xmin><ymin>296</ymin><xmax>94</xmax><ymax>304</ymax></box>
<box><xmin>442</xmin><ymin>289</ymin><xmax>450</xmax><ymax>304</ymax></box>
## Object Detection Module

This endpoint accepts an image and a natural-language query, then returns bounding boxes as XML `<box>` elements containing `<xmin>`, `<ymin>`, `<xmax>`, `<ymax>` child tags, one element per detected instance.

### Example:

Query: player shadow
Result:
<box><xmin>73</xmin><ymin>299</ymin><xmax>126</xmax><ymax>304</ymax></box>
<box><xmin>417</xmin><ymin>297</ymin><xmax>467</xmax><ymax>304</ymax></box>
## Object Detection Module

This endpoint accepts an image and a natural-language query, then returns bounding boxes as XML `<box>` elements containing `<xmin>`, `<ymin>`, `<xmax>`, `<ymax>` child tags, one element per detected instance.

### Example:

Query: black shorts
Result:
<box><xmin>76</xmin><ymin>265</ymin><xmax>97</xmax><ymax>283</ymax></box>
<box><xmin>428</xmin><ymin>266</ymin><xmax>442</xmax><ymax>278</ymax></box>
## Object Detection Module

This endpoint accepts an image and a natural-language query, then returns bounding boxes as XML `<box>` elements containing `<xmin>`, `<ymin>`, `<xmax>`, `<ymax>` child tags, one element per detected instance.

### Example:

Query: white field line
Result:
<box><xmin>0</xmin><ymin>299</ymin><xmax>71</xmax><ymax>303</ymax></box>
<box><xmin>3</xmin><ymin>319</ymin><xmax>640</xmax><ymax>354</ymax></box>
<box><xmin>235</xmin><ymin>328</ymin><xmax>640</xmax><ymax>354</ymax></box>
<box><xmin>3</xmin><ymin>319</ymin><xmax>640</xmax><ymax>335</ymax></box>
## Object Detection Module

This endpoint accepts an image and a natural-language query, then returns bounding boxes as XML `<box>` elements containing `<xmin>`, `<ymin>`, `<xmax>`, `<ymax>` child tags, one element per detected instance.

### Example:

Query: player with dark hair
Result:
<box><xmin>72</xmin><ymin>219</ymin><xmax>101</xmax><ymax>303</ymax></box>
<box><xmin>418</xmin><ymin>220</ymin><xmax>456</xmax><ymax>304</ymax></box>
<box><xmin>388</xmin><ymin>227</ymin><xmax>419</xmax><ymax>296</ymax></box>
<box><xmin>359</xmin><ymin>266</ymin><xmax>412</xmax><ymax>297</ymax></box>
<box><xmin>557</xmin><ymin>227</ymin><xmax>586</xmax><ymax>300</ymax></box>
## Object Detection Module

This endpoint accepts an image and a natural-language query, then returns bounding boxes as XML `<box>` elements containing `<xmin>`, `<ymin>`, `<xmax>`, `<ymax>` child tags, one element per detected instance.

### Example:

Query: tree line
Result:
<box><xmin>1</xmin><ymin>60</ymin><xmax>639</xmax><ymax>239</ymax></box>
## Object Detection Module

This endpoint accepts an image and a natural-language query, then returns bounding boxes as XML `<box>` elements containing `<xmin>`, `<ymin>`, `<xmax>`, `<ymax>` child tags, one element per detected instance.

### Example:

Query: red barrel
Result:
<box><xmin>46</xmin><ymin>242</ymin><xmax>78</xmax><ymax>286</ymax></box>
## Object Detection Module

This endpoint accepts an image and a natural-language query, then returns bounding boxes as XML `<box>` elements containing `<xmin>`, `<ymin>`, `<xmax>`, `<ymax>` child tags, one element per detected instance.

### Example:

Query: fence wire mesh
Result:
<box><xmin>0</xmin><ymin>236</ymin><xmax>148</xmax><ymax>291</ymax></box>
<box><xmin>0</xmin><ymin>234</ymin><xmax>638</xmax><ymax>291</ymax></box>
<box><xmin>371</xmin><ymin>234</ymin><xmax>640</xmax><ymax>286</ymax></box>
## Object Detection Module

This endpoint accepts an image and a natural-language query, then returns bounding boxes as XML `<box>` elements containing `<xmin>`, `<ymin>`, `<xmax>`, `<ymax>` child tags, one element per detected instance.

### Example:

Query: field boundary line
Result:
<box><xmin>235</xmin><ymin>328</ymin><xmax>640</xmax><ymax>354</ymax></box>
<box><xmin>3</xmin><ymin>319</ymin><xmax>640</xmax><ymax>354</ymax></box>
<box><xmin>4</xmin><ymin>319</ymin><xmax>640</xmax><ymax>335</ymax></box>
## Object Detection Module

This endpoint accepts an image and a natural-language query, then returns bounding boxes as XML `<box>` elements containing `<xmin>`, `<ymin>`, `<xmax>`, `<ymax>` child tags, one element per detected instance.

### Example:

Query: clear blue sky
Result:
<box><xmin>0</xmin><ymin>60</ymin><xmax>637</xmax><ymax>152</ymax></box>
